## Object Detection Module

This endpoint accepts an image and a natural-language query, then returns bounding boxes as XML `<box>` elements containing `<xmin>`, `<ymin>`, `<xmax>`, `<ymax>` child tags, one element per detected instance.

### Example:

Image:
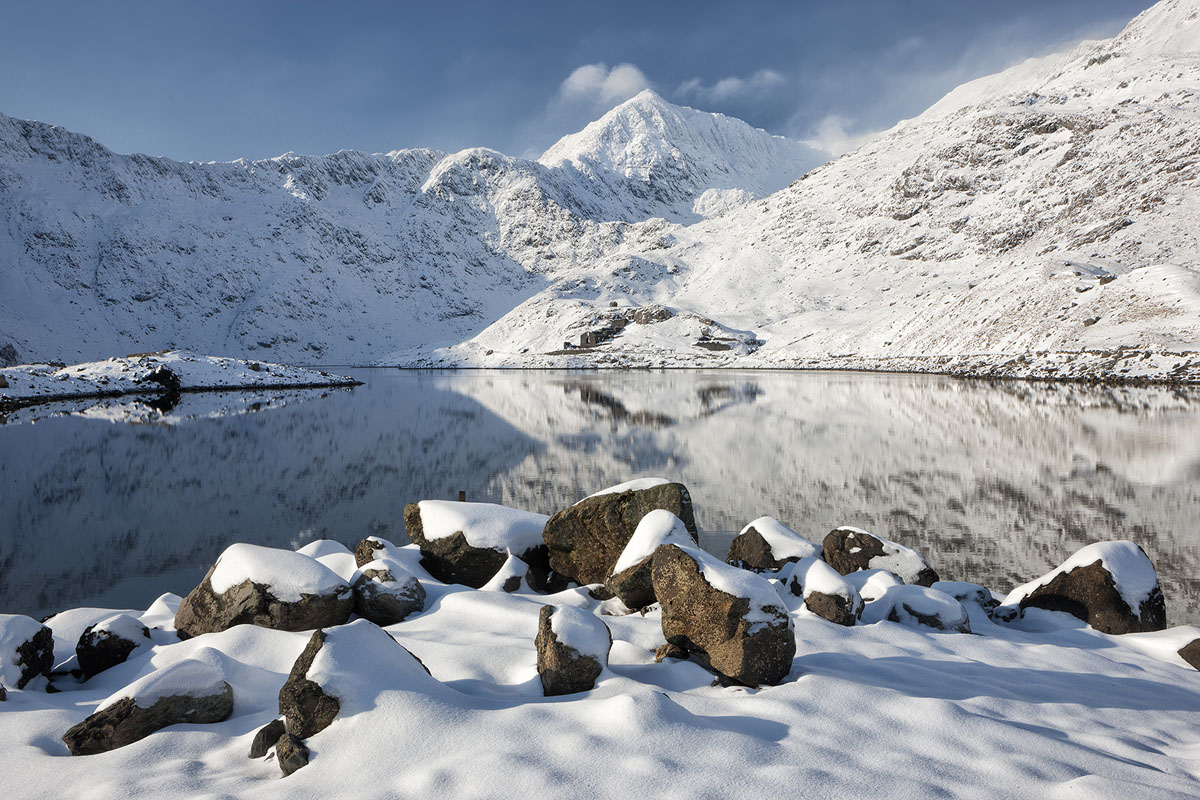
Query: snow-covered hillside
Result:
<box><xmin>2</xmin><ymin>0</ymin><xmax>1199</xmax><ymax>379</ymax></box>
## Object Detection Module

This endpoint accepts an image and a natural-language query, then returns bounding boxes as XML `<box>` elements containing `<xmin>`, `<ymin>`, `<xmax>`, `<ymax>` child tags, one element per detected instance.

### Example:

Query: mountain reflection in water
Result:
<box><xmin>2</xmin><ymin>370</ymin><xmax>1198</xmax><ymax>625</ymax></box>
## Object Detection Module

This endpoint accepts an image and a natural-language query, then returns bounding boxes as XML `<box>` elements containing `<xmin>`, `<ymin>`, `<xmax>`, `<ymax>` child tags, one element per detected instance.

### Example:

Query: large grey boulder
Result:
<box><xmin>1002</xmin><ymin>541</ymin><xmax>1166</xmax><ymax>634</ymax></box>
<box><xmin>175</xmin><ymin>544</ymin><xmax>353</xmax><ymax>639</ymax></box>
<box><xmin>352</xmin><ymin>558</ymin><xmax>426</xmax><ymax>625</ymax></box>
<box><xmin>605</xmin><ymin>510</ymin><xmax>697</xmax><ymax>610</ymax></box>
<box><xmin>405</xmin><ymin>501</ymin><xmax>550</xmax><ymax>589</ymax></box>
<box><xmin>780</xmin><ymin>557</ymin><xmax>862</xmax><ymax>626</ymax></box>
<box><xmin>822</xmin><ymin>527</ymin><xmax>939</xmax><ymax>586</ymax></box>
<box><xmin>651</xmin><ymin>543</ymin><xmax>795</xmax><ymax>687</ymax></box>
<box><xmin>0</xmin><ymin>614</ymin><xmax>54</xmax><ymax>690</ymax></box>
<box><xmin>535</xmin><ymin>605</ymin><xmax>612</xmax><ymax>696</ymax></box>
<box><xmin>62</xmin><ymin>659</ymin><xmax>233</xmax><ymax>755</ymax></box>
<box><xmin>544</xmin><ymin>479</ymin><xmax>698</xmax><ymax>586</ymax></box>
<box><xmin>726</xmin><ymin>517</ymin><xmax>821</xmax><ymax>572</ymax></box>
<box><xmin>76</xmin><ymin>614</ymin><xmax>151</xmax><ymax>680</ymax></box>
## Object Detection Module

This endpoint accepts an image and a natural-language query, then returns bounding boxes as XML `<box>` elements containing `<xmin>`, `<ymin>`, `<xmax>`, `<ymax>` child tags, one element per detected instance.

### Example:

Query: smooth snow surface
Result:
<box><xmin>741</xmin><ymin>517</ymin><xmax>822</xmax><ymax>561</ymax></box>
<box><xmin>96</xmin><ymin>657</ymin><xmax>227</xmax><ymax>712</ymax></box>
<box><xmin>89</xmin><ymin>613</ymin><xmax>148</xmax><ymax>643</ymax></box>
<box><xmin>296</xmin><ymin>540</ymin><xmax>360</xmax><ymax>582</ymax></box>
<box><xmin>208</xmin><ymin>544</ymin><xmax>349</xmax><ymax>602</ymax></box>
<box><xmin>547</xmin><ymin>605</ymin><xmax>611</xmax><ymax>663</ymax></box>
<box><xmin>845</xmin><ymin>570</ymin><xmax>904</xmax><ymax>603</ymax></box>
<box><xmin>416</xmin><ymin>500</ymin><xmax>548</xmax><ymax>552</ymax></box>
<box><xmin>863</xmin><ymin>585</ymin><xmax>971</xmax><ymax>633</ymax></box>
<box><xmin>1003</xmin><ymin>540</ymin><xmax>1162</xmax><ymax>613</ymax></box>
<box><xmin>612</xmin><ymin>509</ymin><xmax>694</xmax><ymax>574</ymax></box>
<box><xmin>0</xmin><ymin>614</ymin><xmax>46</xmax><ymax>687</ymax></box>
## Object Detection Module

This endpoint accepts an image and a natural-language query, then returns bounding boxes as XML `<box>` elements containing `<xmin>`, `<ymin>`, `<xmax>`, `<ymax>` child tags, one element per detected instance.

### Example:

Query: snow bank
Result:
<box><xmin>209</xmin><ymin>544</ymin><xmax>349</xmax><ymax>602</ymax></box>
<box><xmin>96</xmin><ymin>658</ymin><xmax>227</xmax><ymax>712</ymax></box>
<box><xmin>296</xmin><ymin>540</ymin><xmax>360</xmax><ymax>582</ymax></box>
<box><xmin>580</xmin><ymin>477</ymin><xmax>671</xmax><ymax>502</ymax></box>
<box><xmin>1002</xmin><ymin>540</ymin><xmax>1161</xmax><ymax>614</ymax></box>
<box><xmin>612</xmin><ymin>510</ymin><xmax>694</xmax><ymax>574</ymax></box>
<box><xmin>548</xmin><ymin>605</ymin><xmax>611</xmax><ymax>662</ymax></box>
<box><xmin>416</xmin><ymin>501</ymin><xmax>548</xmax><ymax>552</ymax></box>
<box><xmin>741</xmin><ymin>517</ymin><xmax>821</xmax><ymax>561</ymax></box>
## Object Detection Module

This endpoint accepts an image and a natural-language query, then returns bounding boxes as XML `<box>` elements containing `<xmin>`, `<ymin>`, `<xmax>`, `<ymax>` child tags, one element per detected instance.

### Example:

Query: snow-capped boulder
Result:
<box><xmin>353</xmin><ymin>535</ymin><xmax>402</xmax><ymax>568</ymax></box>
<box><xmin>1003</xmin><ymin>541</ymin><xmax>1166</xmax><ymax>635</ymax></box>
<box><xmin>1179</xmin><ymin>640</ymin><xmax>1200</xmax><ymax>672</ymax></box>
<box><xmin>606</xmin><ymin>510</ymin><xmax>697</xmax><ymax>610</ymax></box>
<box><xmin>275</xmin><ymin>732</ymin><xmax>310</xmax><ymax>776</ymax></box>
<box><xmin>175</xmin><ymin>544</ymin><xmax>353</xmax><ymax>638</ymax></box>
<box><xmin>480</xmin><ymin>554</ymin><xmax>534</xmax><ymax>593</ymax></box>
<box><xmin>780</xmin><ymin>557</ymin><xmax>862</xmax><ymax>626</ymax></box>
<box><xmin>863</xmin><ymin>585</ymin><xmax>972</xmax><ymax>634</ymax></box>
<box><xmin>404</xmin><ymin>500</ymin><xmax>549</xmax><ymax>589</ymax></box>
<box><xmin>248</xmin><ymin>718</ymin><xmax>286</xmax><ymax>759</ymax></box>
<box><xmin>352</xmin><ymin>558</ymin><xmax>426</xmax><ymax>625</ymax></box>
<box><xmin>543</xmin><ymin>478</ymin><xmax>698</xmax><ymax>586</ymax></box>
<box><xmin>845</xmin><ymin>569</ymin><xmax>903</xmax><ymax>602</ymax></box>
<box><xmin>932</xmin><ymin>581</ymin><xmax>1008</xmax><ymax>620</ymax></box>
<box><xmin>535</xmin><ymin>605</ymin><xmax>612</xmax><ymax>696</ymax></box>
<box><xmin>726</xmin><ymin>517</ymin><xmax>821</xmax><ymax>572</ymax></box>
<box><xmin>651</xmin><ymin>543</ymin><xmax>795</xmax><ymax>687</ymax></box>
<box><xmin>62</xmin><ymin>659</ymin><xmax>233</xmax><ymax>755</ymax></box>
<box><xmin>295</xmin><ymin>539</ymin><xmax>359</xmax><ymax>582</ymax></box>
<box><xmin>0</xmin><ymin>614</ymin><xmax>53</xmax><ymax>689</ymax></box>
<box><xmin>278</xmin><ymin>630</ymin><xmax>341</xmax><ymax>740</ymax></box>
<box><xmin>822</xmin><ymin>527</ymin><xmax>939</xmax><ymax>587</ymax></box>
<box><xmin>75</xmin><ymin>613</ymin><xmax>151</xmax><ymax>679</ymax></box>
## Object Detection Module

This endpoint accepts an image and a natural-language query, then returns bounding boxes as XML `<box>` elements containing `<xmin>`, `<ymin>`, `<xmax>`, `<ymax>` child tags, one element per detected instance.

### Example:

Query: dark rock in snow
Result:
<box><xmin>544</xmin><ymin>481</ymin><xmax>698</xmax><ymax>586</ymax></box>
<box><xmin>1179</xmin><ymin>640</ymin><xmax>1200</xmax><ymax>672</ymax></box>
<box><xmin>726</xmin><ymin>517</ymin><xmax>820</xmax><ymax>572</ymax></box>
<box><xmin>607</xmin><ymin>559</ymin><xmax>658</xmax><ymax>610</ymax></box>
<box><xmin>249</xmin><ymin>718</ymin><xmax>287</xmax><ymax>759</ymax></box>
<box><xmin>651</xmin><ymin>543</ymin><xmax>794</xmax><ymax>687</ymax></box>
<box><xmin>654</xmin><ymin>642</ymin><xmax>689</xmax><ymax>662</ymax></box>
<box><xmin>0</xmin><ymin>615</ymin><xmax>54</xmax><ymax>690</ymax></box>
<box><xmin>535</xmin><ymin>605</ymin><xmax>611</xmax><ymax>696</ymax></box>
<box><xmin>279</xmin><ymin>630</ymin><xmax>341</xmax><ymax>739</ymax></box>
<box><xmin>275</xmin><ymin>732</ymin><xmax>310</xmax><ymax>776</ymax></box>
<box><xmin>75</xmin><ymin>615</ymin><xmax>151</xmax><ymax>679</ymax></box>
<box><xmin>352</xmin><ymin>559</ymin><xmax>425</xmax><ymax>626</ymax></box>
<box><xmin>0</xmin><ymin>684</ymin><xmax>6</xmax><ymax>701</ymax></box>
<box><xmin>822</xmin><ymin>527</ymin><xmax>939</xmax><ymax>586</ymax></box>
<box><xmin>353</xmin><ymin>536</ymin><xmax>397</xmax><ymax>568</ymax></box>
<box><xmin>404</xmin><ymin>501</ymin><xmax>553</xmax><ymax>590</ymax></box>
<box><xmin>605</xmin><ymin>509</ymin><xmax>697</xmax><ymax>610</ymax></box>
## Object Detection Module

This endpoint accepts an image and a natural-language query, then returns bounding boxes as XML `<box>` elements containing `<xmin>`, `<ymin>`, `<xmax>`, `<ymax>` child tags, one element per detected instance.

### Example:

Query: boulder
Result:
<box><xmin>279</xmin><ymin>631</ymin><xmax>341</xmax><ymax>739</ymax></box>
<box><xmin>175</xmin><ymin>543</ymin><xmax>353</xmax><ymax>638</ymax></box>
<box><xmin>1002</xmin><ymin>541</ymin><xmax>1166</xmax><ymax>635</ymax></box>
<box><xmin>1179</xmin><ymin>640</ymin><xmax>1200</xmax><ymax>672</ymax></box>
<box><xmin>931</xmin><ymin>581</ymin><xmax>1007</xmax><ymax>620</ymax></box>
<box><xmin>726</xmin><ymin>517</ymin><xmax>821</xmax><ymax>572</ymax></box>
<box><xmin>535</xmin><ymin>605</ymin><xmax>612</xmax><ymax>696</ymax></box>
<box><xmin>353</xmin><ymin>536</ymin><xmax>399</xmax><ymax>568</ymax></box>
<box><xmin>651</xmin><ymin>543</ymin><xmax>795</xmax><ymax>686</ymax></box>
<box><xmin>822</xmin><ymin>527</ymin><xmax>939</xmax><ymax>586</ymax></box>
<box><xmin>249</xmin><ymin>718</ymin><xmax>287</xmax><ymax>759</ymax></box>
<box><xmin>780</xmin><ymin>557</ymin><xmax>862</xmax><ymax>626</ymax></box>
<box><xmin>405</xmin><ymin>501</ymin><xmax>549</xmax><ymax>589</ymax></box>
<box><xmin>544</xmin><ymin>478</ymin><xmax>698</xmax><ymax>586</ymax></box>
<box><xmin>606</xmin><ymin>510</ymin><xmax>696</xmax><ymax>610</ymax></box>
<box><xmin>75</xmin><ymin>614</ymin><xmax>151</xmax><ymax>680</ymax></box>
<box><xmin>863</xmin><ymin>585</ymin><xmax>972</xmax><ymax>633</ymax></box>
<box><xmin>275</xmin><ymin>732</ymin><xmax>310</xmax><ymax>776</ymax></box>
<box><xmin>0</xmin><ymin>614</ymin><xmax>54</xmax><ymax>689</ymax></box>
<box><xmin>62</xmin><ymin>659</ymin><xmax>233</xmax><ymax>755</ymax></box>
<box><xmin>352</xmin><ymin>558</ymin><xmax>426</xmax><ymax>625</ymax></box>
<box><xmin>844</xmin><ymin>569</ymin><xmax>903</xmax><ymax>602</ymax></box>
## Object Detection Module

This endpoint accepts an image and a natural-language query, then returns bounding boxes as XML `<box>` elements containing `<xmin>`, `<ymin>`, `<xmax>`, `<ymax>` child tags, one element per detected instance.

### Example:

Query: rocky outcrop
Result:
<box><xmin>62</xmin><ymin>660</ymin><xmax>233</xmax><ymax>755</ymax></box>
<box><xmin>0</xmin><ymin>614</ymin><xmax>54</xmax><ymax>690</ymax></box>
<box><xmin>822</xmin><ymin>527</ymin><xmax>939</xmax><ymax>586</ymax></box>
<box><xmin>651</xmin><ymin>543</ymin><xmax>795</xmax><ymax>686</ymax></box>
<box><xmin>278</xmin><ymin>631</ymin><xmax>341</xmax><ymax>739</ymax></box>
<box><xmin>352</xmin><ymin>559</ymin><xmax>426</xmax><ymax>626</ymax></box>
<box><xmin>175</xmin><ymin>544</ymin><xmax>353</xmax><ymax>638</ymax></box>
<box><xmin>76</xmin><ymin>614</ymin><xmax>151</xmax><ymax>679</ymax></box>
<box><xmin>535</xmin><ymin>605</ymin><xmax>611</xmax><ymax>696</ymax></box>
<box><xmin>726</xmin><ymin>517</ymin><xmax>820</xmax><ymax>572</ymax></box>
<box><xmin>544</xmin><ymin>480</ymin><xmax>698</xmax><ymax>586</ymax></box>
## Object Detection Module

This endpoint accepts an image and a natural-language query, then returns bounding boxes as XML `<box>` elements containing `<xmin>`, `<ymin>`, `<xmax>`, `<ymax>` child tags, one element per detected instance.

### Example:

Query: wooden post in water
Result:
<box><xmin>458</xmin><ymin>490</ymin><xmax>466</xmax><ymax>502</ymax></box>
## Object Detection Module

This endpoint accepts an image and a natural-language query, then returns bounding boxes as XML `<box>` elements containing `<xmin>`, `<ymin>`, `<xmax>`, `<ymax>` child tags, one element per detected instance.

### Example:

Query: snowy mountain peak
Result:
<box><xmin>1113</xmin><ymin>0</ymin><xmax>1200</xmax><ymax>55</ymax></box>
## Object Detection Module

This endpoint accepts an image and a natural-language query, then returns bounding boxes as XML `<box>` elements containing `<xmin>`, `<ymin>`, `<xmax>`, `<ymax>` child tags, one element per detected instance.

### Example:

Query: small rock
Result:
<box><xmin>250</xmin><ymin>718</ymin><xmax>287</xmax><ymax>759</ymax></box>
<box><xmin>405</xmin><ymin>501</ymin><xmax>549</xmax><ymax>589</ymax></box>
<box><xmin>535</xmin><ymin>605</ymin><xmax>611</xmax><ymax>696</ymax></box>
<box><xmin>1178</xmin><ymin>640</ymin><xmax>1200</xmax><ymax>672</ymax></box>
<box><xmin>606</xmin><ymin>510</ymin><xmax>697</xmax><ymax>610</ymax></box>
<box><xmin>279</xmin><ymin>631</ymin><xmax>341</xmax><ymax>739</ymax></box>
<box><xmin>844</xmin><ymin>569</ymin><xmax>903</xmax><ymax>602</ymax></box>
<box><xmin>822</xmin><ymin>527</ymin><xmax>939</xmax><ymax>586</ymax></box>
<box><xmin>353</xmin><ymin>536</ymin><xmax>399</xmax><ymax>568</ymax></box>
<box><xmin>544</xmin><ymin>479</ymin><xmax>698</xmax><ymax>586</ymax></box>
<box><xmin>651</xmin><ymin>543</ymin><xmax>795</xmax><ymax>687</ymax></box>
<box><xmin>352</xmin><ymin>558</ymin><xmax>425</xmax><ymax>625</ymax></box>
<box><xmin>275</xmin><ymin>732</ymin><xmax>310</xmax><ymax>776</ymax></box>
<box><xmin>0</xmin><ymin>684</ymin><xmax>6</xmax><ymax>701</ymax></box>
<box><xmin>654</xmin><ymin>642</ymin><xmax>688</xmax><ymax>662</ymax></box>
<box><xmin>780</xmin><ymin>557</ymin><xmax>862</xmax><ymax>626</ymax></box>
<box><xmin>0</xmin><ymin>614</ymin><xmax>54</xmax><ymax>690</ymax></box>
<box><xmin>76</xmin><ymin>614</ymin><xmax>151</xmax><ymax>679</ymax></box>
<box><xmin>726</xmin><ymin>517</ymin><xmax>821</xmax><ymax>572</ymax></box>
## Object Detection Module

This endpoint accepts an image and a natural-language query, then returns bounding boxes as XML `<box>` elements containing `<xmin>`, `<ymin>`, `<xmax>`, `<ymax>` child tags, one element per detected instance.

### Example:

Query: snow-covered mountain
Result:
<box><xmin>2</xmin><ymin>0</ymin><xmax>1199</xmax><ymax>379</ymax></box>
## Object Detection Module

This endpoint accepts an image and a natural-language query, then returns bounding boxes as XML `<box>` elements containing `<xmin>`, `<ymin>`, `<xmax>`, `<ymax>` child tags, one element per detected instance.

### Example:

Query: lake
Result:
<box><xmin>2</xmin><ymin>369</ymin><xmax>1199</xmax><ymax>624</ymax></box>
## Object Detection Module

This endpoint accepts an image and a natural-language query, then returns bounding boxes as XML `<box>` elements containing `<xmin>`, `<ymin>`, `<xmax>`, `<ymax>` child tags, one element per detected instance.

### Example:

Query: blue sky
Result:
<box><xmin>0</xmin><ymin>0</ymin><xmax>1154</xmax><ymax>162</ymax></box>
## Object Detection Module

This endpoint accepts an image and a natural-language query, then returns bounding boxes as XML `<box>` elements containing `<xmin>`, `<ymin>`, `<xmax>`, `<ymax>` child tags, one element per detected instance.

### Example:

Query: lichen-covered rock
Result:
<box><xmin>249</xmin><ymin>718</ymin><xmax>286</xmax><ymax>759</ymax></box>
<box><xmin>62</xmin><ymin>659</ymin><xmax>233</xmax><ymax>755</ymax></box>
<box><xmin>1003</xmin><ymin>541</ymin><xmax>1166</xmax><ymax>635</ymax></box>
<box><xmin>175</xmin><ymin>544</ymin><xmax>353</xmax><ymax>638</ymax></box>
<box><xmin>726</xmin><ymin>517</ymin><xmax>821</xmax><ymax>572</ymax></box>
<box><xmin>863</xmin><ymin>585</ymin><xmax>972</xmax><ymax>633</ymax></box>
<box><xmin>352</xmin><ymin>558</ymin><xmax>425</xmax><ymax>625</ymax></box>
<box><xmin>276</xmin><ymin>732</ymin><xmax>310</xmax><ymax>776</ymax></box>
<box><xmin>822</xmin><ymin>527</ymin><xmax>939</xmax><ymax>586</ymax></box>
<box><xmin>544</xmin><ymin>479</ymin><xmax>698</xmax><ymax>586</ymax></box>
<box><xmin>405</xmin><ymin>501</ymin><xmax>549</xmax><ymax>589</ymax></box>
<box><xmin>606</xmin><ymin>510</ymin><xmax>697</xmax><ymax>610</ymax></box>
<box><xmin>651</xmin><ymin>543</ymin><xmax>795</xmax><ymax>686</ymax></box>
<box><xmin>278</xmin><ymin>631</ymin><xmax>341</xmax><ymax>739</ymax></box>
<box><xmin>535</xmin><ymin>605</ymin><xmax>611</xmax><ymax>696</ymax></box>
<box><xmin>0</xmin><ymin>614</ymin><xmax>54</xmax><ymax>690</ymax></box>
<box><xmin>75</xmin><ymin>614</ymin><xmax>151</xmax><ymax>680</ymax></box>
<box><xmin>780</xmin><ymin>557</ymin><xmax>862</xmax><ymax>626</ymax></box>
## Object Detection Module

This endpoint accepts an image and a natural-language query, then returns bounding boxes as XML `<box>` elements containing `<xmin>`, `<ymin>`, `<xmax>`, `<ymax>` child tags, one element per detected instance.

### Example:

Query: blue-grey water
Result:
<box><xmin>2</xmin><ymin>369</ymin><xmax>1199</xmax><ymax>625</ymax></box>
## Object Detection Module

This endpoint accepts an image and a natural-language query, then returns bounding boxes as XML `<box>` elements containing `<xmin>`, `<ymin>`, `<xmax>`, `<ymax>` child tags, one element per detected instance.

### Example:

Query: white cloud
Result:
<box><xmin>676</xmin><ymin>69</ymin><xmax>785</xmax><ymax>104</ymax></box>
<box><xmin>801</xmin><ymin>114</ymin><xmax>884</xmax><ymax>158</ymax></box>
<box><xmin>559</xmin><ymin>63</ymin><xmax>650</xmax><ymax>106</ymax></box>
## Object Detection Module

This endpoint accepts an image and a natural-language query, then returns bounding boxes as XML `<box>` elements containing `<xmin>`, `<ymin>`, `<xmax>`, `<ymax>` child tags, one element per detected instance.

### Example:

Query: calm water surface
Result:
<box><xmin>3</xmin><ymin>369</ymin><xmax>1199</xmax><ymax>624</ymax></box>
